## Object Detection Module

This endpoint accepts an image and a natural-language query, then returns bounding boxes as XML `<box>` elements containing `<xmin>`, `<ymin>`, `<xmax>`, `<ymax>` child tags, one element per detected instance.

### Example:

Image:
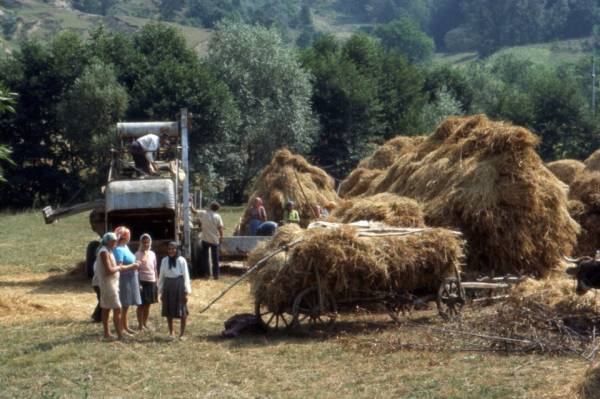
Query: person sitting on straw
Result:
<box><xmin>158</xmin><ymin>242</ymin><xmax>192</xmax><ymax>340</ymax></box>
<box><xmin>248</xmin><ymin>197</ymin><xmax>267</xmax><ymax>235</ymax></box>
<box><xmin>282</xmin><ymin>200</ymin><xmax>300</xmax><ymax>225</ymax></box>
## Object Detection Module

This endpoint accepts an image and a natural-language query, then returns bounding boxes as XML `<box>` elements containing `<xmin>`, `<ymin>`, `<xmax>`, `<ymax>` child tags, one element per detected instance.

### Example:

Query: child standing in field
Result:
<box><xmin>158</xmin><ymin>241</ymin><xmax>191</xmax><ymax>340</ymax></box>
<box><xmin>135</xmin><ymin>233</ymin><xmax>158</xmax><ymax>332</ymax></box>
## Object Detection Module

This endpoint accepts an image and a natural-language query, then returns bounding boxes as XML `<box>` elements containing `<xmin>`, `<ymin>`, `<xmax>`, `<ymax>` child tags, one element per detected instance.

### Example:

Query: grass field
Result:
<box><xmin>0</xmin><ymin>210</ymin><xmax>594</xmax><ymax>398</ymax></box>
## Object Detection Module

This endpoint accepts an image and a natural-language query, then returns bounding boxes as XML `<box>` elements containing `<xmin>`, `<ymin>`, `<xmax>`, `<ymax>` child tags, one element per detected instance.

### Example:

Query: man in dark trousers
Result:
<box><xmin>197</xmin><ymin>201</ymin><xmax>224</xmax><ymax>279</ymax></box>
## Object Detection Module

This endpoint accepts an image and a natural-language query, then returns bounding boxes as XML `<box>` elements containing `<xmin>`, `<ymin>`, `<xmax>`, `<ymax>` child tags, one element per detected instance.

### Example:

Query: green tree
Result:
<box><xmin>0</xmin><ymin>85</ymin><xmax>16</xmax><ymax>183</ymax></box>
<box><xmin>57</xmin><ymin>62</ymin><xmax>128</xmax><ymax>189</ymax></box>
<box><xmin>375</xmin><ymin>16</ymin><xmax>435</xmax><ymax>63</ymax></box>
<box><xmin>207</xmin><ymin>21</ymin><xmax>317</xmax><ymax>200</ymax></box>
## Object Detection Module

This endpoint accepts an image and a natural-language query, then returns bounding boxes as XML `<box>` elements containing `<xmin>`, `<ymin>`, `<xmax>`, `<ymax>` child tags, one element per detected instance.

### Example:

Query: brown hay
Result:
<box><xmin>353</xmin><ymin>114</ymin><xmax>579</xmax><ymax>277</ymax></box>
<box><xmin>546</xmin><ymin>159</ymin><xmax>585</xmax><ymax>185</ymax></box>
<box><xmin>584</xmin><ymin>149</ymin><xmax>600</xmax><ymax>172</ymax></box>
<box><xmin>339</xmin><ymin>136</ymin><xmax>424</xmax><ymax>198</ymax></box>
<box><xmin>576</xmin><ymin>363</ymin><xmax>600</xmax><ymax>399</ymax></box>
<box><xmin>569</xmin><ymin>172</ymin><xmax>600</xmax><ymax>256</ymax></box>
<box><xmin>337</xmin><ymin>168</ymin><xmax>384</xmax><ymax>198</ymax></box>
<box><xmin>249</xmin><ymin>226</ymin><xmax>464</xmax><ymax>311</ymax></box>
<box><xmin>0</xmin><ymin>294</ymin><xmax>49</xmax><ymax>316</ymax></box>
<box><xmin>237</xmin><ymin>149</ymin><xmax>338</xmax><ymax>234</ymax></box>
<box><xmin>332</xmin><ymin>193</ymin><xmax>425</xmax><ymax>227</ymax></box>
<box><xmin>245</xmin><ymin>224</ymin><xmax>303</xmax><ymax>268</ymax></box>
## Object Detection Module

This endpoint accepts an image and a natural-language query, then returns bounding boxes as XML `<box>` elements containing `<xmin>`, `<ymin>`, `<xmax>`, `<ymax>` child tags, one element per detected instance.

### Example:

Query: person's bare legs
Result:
<box><xmin>136</xmin><ymin>305</ymin><xmax>145</xmax><ymax>330</ymax></box>
<box><xmin>113</xmin><ymin>308</ymin><xmax>123</xmax><ymax>339</ymax></box>
<box><xmin>167</xmin><ymin>317</ymin><xmax>174</xmax><ymax>337</ymax></box>
<box><xmin>179</xmin><ymin>317</ymin><xmax>187</xmax><ymax>339</ymax></box>
<box><xmin>143</xmin><ymin>305</ymin><xmax>151</xmax><ymax>329</ymax></box>
<box><xmin>101</xmin><ymin>308</ymin><xmax>113</xmax><ymax>338</ymax></box>
<box><xmin>122</xmin><ymin>306</ymin><xmax>136</xmax><ymax>334</ymax></box>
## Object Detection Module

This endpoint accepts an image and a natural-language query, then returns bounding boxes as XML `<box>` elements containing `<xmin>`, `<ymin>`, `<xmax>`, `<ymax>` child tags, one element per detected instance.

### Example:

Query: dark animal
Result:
<box><xmin>221</xmin><ymin>313</ymin><xmax>262</xmax><ymax>338</ymax></box>
<box><xmin>565</xmin><ymin>255</ymin><xmax>600</xmax><ymax>295</ymax></box>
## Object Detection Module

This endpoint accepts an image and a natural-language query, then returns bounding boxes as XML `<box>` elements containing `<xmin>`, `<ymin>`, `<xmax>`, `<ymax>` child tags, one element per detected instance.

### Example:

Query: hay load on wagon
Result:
<box><xmin>338</xmin><ymin>136</ymin><xmax>425</xmax><ymax>197</ymax></box>
<box><xmin>341</xmin><ymin>114</ymin><xmax>578</xmax><ymax>277</ymax></box>
<box><xmin>248</xmin><ymin>225</ymin><xmax>465</xmax><ymax>313</ymax></box>
<box><xmin>332</xmin><ymin>193</ymin><xmax>425</xmax><ymax>227</ymax></box>
<box><xmin>236</xmin><ymin>149</ymin><xmax>338</xmax><ymax>234</ymax></box>
<box><xmin>546</xmin><ymin>159</ymin><xmax>585</xmax><ymax>186</ymax></box>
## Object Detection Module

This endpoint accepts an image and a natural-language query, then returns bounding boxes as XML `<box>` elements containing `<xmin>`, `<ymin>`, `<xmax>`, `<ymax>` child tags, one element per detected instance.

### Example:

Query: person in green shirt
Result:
<box><xmin>282</xmin><ymin>200</ymin><xmax>300</xmax><ymax>225</ymax></box>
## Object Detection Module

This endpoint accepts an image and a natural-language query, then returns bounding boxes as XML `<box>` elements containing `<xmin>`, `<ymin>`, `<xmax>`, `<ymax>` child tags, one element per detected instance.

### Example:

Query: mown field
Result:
<box><xmin>0</xmin><ymin>210</ymin><xmax>593</xmax><ymax>398</ymax></box>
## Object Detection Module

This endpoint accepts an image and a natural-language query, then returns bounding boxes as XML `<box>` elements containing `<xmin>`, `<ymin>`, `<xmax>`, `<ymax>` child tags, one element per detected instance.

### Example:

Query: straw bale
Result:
<box><xmin>249</xmin><ymin>226</ymin><xmax>464</xmax><ymax>311</ymax></box>
<box><xmin>584</xmin><ymin>149</ymin><xmax>600</xmax><ymax>172</ymax></box>
<box><xmin>332</xmin><ymin>193</ymin><xmax>425</xmax><ymax>227</ymax></box>
<box><xmin>359</xmin><ymin>114</ymin><xmax>578</xmax><ymax>277</ymax></box>
<box><xmin>237</xmin><ymin>149</ymin><xmax>338</xmax><ymax>234</ymax></box>
<box><xmin>546</xmin><ymin>159</ymin><xmax>585</xmax><ymax>185</ymax></box>
<box><xmin>576</xmin><ymin>363</ymin><xmax>600</xmax><ymax>399</ymax></box>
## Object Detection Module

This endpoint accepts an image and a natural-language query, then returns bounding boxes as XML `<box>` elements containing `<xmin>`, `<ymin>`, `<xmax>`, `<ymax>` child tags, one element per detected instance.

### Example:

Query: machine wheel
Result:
<box><xmin>291</xmin><ymin>286</ymin><xmax>337</xmax><ymax>333</ymax></box>
<box><xmin>436</xmin><ymin>277</ymin><xmax>465</xmax><ymax>321</ymax></box>
<box><xmin>85</xmin><ymin>240</ymin><xmax>100</xmax><ymax>279</ymax></box>
<box><xmin>254</xmin><ymin>299</ymin><xmax>293</xmax><ymax>332</ymax></box>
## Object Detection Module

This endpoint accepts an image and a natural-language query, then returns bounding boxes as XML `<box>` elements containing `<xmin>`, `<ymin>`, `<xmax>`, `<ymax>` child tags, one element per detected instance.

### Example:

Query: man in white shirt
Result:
<box><xmin>198</xmin><ymin>201</ymin><xmax>224</xmax><ymax>279</ymax></box>
<box><xmin>129</xmin><ymin>132</ymin><xmax>170</xmax><ymax>175</ymax></box>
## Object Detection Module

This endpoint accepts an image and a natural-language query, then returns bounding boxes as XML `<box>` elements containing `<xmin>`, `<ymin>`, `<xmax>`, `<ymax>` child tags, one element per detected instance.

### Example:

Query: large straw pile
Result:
<box><xmin>237</xmin><ymin>149</ymin><xmax>338</xmax><ymax>234</ymax></box>
<box><xmin>584</xmin><ymin>149</ymin><xmax>600</xmax><ymax>172</ymax></box>
<box><xmin>568</xmin><ymin>171</ymin><xmax>600</xmax><ymax>255</ymax></box>
<box><xmin>546</xmin><ymin>159</ymin><xmax>585</xmax><ymax>185</ymax></box>
<box><xmin>332</xmin><ymin>193</ymin><xmax>425</xmax><ymax>227</ymax></box>
<box><xmin>249</xmin><ymin>225</ymin><xmax>464</xmax><ymax>311</ymax></box>
<box><xmin>338</xmin><ymin>136</ymin><xmax>425</xmax><ymax>197</ymax></box>
<box><xmin>342</xmin><ymin>115</ymin><xmax>578</xmax><ymax>277</ymax></box>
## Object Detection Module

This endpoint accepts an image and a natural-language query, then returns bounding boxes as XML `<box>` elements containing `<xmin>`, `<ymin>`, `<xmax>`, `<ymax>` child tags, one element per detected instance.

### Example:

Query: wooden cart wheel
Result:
<box><xmin>436</xmin><ymin>277</ymin><xmax>465</xmax><ymax>321</ymax></box>
<box><xmin>254</xmin><ymin>299</ymin><xmax>293</xmax><ymax>332</ymax></box>
<box><xmin>291</xmin><ymin>286</ymin><xmax>337</xmax><ymax>332</ymax></box>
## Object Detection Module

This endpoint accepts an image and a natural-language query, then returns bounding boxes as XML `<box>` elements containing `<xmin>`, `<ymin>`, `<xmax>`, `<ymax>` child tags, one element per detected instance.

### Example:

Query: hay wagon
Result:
<box><xmin>255</xmin><ymin>271</ymin><xmax>523</xmax><ymax>333</ymax></box>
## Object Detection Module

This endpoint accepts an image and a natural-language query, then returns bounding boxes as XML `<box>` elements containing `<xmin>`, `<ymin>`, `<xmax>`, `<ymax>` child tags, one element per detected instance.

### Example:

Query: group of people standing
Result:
<box><xmin>92</xmin><ymin>227</ymin><xmax>191</xmax><ymax>341</ymax></box>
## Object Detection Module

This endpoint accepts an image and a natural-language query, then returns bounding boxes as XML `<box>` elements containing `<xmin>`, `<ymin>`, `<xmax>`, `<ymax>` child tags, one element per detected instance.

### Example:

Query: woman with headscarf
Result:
<box><xmin>248</xmin><ymin>197</ymin><xmax>267</xmax><ymax>235</ymax></box>
<box><xmin>94</xmin><ymin>232</ymin><xmax>137</xmax><ymax>340</ymax></box>
<box><xmin>113</xmin><ymin>226</ymin><xmax>141</xmax><ymax>335</ymax></box>
<box><xmin>135</xmin><ymin>233</ymin><xmax>158</xmax><ymax>331</ymax></box>
<box><xmin>158</xmin><ymin>241</ymin><xmax>192</xmax><ymax>340</ymax></box>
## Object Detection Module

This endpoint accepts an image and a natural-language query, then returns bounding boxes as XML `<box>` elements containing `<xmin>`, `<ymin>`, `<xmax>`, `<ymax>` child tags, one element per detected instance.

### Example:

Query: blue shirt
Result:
<box><xmin>114</xmin><ymin>245</ymin><xmax>137</xmax><ymax>276</ymax></box>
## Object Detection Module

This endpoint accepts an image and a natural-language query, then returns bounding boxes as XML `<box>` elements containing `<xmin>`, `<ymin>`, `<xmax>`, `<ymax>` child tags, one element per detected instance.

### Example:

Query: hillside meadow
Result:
<box><xmin>0</xmin><ymin>210</ymin><xmax>594</xmax><ymax>397</ymax></box>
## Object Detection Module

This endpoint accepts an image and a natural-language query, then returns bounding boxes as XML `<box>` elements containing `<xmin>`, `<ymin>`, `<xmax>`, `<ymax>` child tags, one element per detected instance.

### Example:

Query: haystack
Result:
<box><xmin>332</xmin><ymin>193</ymin><xmax>425</xmax><ymax>227</ymax></box>
<box><xmin>584</xmin><ymin>149</ymin><xmax>600</xmax><ymax>172</ymax></box>
<box><xmin>546</xmin><ymin>159</ymin><xmax>585</xmax><ymax>185</ymax></box>
<box><xmin>338</xmin><ymin>136</ymin><xmax>425</xmax><ymax>197</ymax></box>
<box><xmin>355</xmin><ymin>114</ymin><xmax>579</xmax><ymax>277</ymax></box>
<box><xmin>576</xmin><ymin>363</ymin><xmax>600</xmax><ymax>399</ymax></box>
<box><xmin>568</xmin><ymin>171</ymin><xmax>600</xmax><ymax>255</ymax></box>
<box><xmin>237</xmin><ymin>149</ymin><xmax>338</xmax><ymax>234</ymax></box>
<box><xmin>249</xmin><ymin>225</ymin><xmax>464</xmax><ymax>311</ymax></box>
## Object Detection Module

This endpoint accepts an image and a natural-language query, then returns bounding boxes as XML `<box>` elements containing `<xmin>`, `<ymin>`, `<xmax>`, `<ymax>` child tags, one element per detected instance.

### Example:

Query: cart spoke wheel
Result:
<box><xmin>255</xmin><ymin>299</ymin><xmax>293</xmax><ymax>332</ymax></box>
<box><xmin>437</xmin><ymin>278</ymin><xmax>465</xmax><ymax>321</ymax></box>
<box><xmin>291</xmin><ymin>286</ymin><xmax>337</xmax><ymax>333</ymax></box>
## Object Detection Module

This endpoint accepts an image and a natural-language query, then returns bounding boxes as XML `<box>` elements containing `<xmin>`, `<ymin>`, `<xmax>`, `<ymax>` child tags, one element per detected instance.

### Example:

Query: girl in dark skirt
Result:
<box><xmin>135</xmin><ymin>233</ymin><xmax>158</xmax><ymax>331</ymax></box>
<box><xmin>158</xmin><ymin>241</ymin><xmax>192</xmax><ymax>340</ymax></box>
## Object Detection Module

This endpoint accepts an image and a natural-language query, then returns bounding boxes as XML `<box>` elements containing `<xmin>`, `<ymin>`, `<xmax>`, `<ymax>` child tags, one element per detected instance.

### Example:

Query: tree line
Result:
<box><xmin>0</xmin><ymin>22</ymin><xmax>598</xmax><ymax>208</ymax></box>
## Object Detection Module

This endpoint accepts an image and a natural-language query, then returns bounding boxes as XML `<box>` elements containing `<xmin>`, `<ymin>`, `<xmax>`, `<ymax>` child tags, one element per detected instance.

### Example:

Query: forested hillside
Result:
<box><xmin>1</xmin><ymin>1</ymin><xmax>600</xmax><ymax>208</ymax></box>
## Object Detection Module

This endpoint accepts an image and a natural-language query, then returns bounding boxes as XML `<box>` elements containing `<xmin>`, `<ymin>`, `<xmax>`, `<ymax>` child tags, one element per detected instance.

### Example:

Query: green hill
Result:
<box><xmin>1</xmin><ymin>0</ymin><xmax>213</xmax><ymax>54</ymax></box>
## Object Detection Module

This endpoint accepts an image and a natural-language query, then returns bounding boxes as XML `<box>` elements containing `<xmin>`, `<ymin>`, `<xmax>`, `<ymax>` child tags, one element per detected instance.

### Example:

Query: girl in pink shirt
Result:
<box><xmin>136</xmin><ymin>233</ymin><xmax>158</xmax><ymax>331</ymax></box>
